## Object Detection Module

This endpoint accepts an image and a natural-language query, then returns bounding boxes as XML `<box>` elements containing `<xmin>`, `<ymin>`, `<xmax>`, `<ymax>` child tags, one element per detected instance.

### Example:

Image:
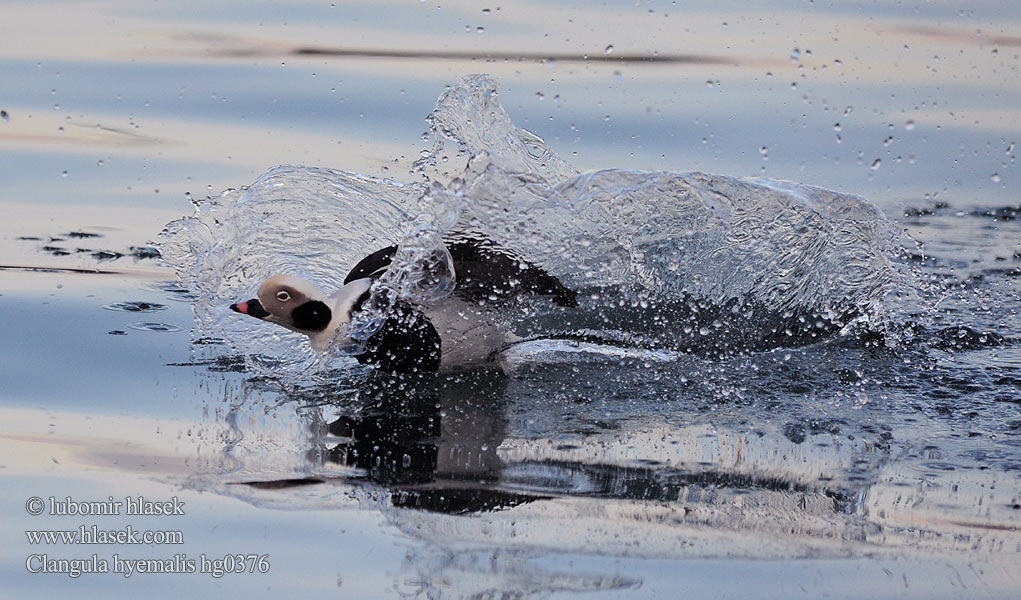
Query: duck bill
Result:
<box><xmin>229</xmin><ymin>298</ymin><xmax>271</xmax><ymax>319</ymax></box>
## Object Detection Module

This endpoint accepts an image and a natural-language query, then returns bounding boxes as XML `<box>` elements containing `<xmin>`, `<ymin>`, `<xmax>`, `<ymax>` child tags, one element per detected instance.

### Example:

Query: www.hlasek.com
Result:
<box><xmin>24</xmin><ymin>495</ymin><xmax>270</xmax><ymax>578</ymax></box>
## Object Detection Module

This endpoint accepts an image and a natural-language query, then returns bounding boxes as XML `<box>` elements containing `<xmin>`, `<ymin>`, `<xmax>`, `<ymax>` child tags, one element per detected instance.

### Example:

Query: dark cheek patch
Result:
<box><xmin>291</xmin><ymin>300</ymin><xmax>332</xmax><ymax>331</ymax></box>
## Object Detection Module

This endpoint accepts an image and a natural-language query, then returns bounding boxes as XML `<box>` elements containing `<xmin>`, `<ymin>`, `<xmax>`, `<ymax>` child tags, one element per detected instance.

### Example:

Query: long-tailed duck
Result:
<box><xmin>230</xmin><ymin>235</ymin><xmax>576</xmax><ymax>372</ymax></box>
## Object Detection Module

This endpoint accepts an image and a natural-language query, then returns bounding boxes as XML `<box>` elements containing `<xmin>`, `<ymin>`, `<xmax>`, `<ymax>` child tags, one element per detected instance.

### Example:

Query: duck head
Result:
<box><xmin>230</xmin><ymin>274</ymin><xmax>371</xmax><ymax>351</ymax></box>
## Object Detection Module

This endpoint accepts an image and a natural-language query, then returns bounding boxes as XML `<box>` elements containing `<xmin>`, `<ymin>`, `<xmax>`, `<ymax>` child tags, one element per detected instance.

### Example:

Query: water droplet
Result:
<box><xmin>843</xmin><ymin>106</ymin><xmax>853</xmax><ymax>116</ymax></box>
<box><xmin>905</xmin><ymin>120</ymin><xmax>915</xmax><ymax>130</ymax></box>
<box><xmin>790</xmin><ymin>48</ymin><xmax>801</xmax><ymax>62</ymax></box>
<box><xmin>605</xmin><ymin>45</ymin><xmax>615</xmax><ymax>56</ymax></box>
<box><xmin>482</xmin><ymin>8</ymin><xmax>491</xmax><ymax>15</ymax></box>
<box><xmin>833</xmin><ymin>122</ymin><xmax>842</xmax><ymax>131</ymax></box>
<box><xmin>96</xmin><ymin>159</ymin><xmax>104</xmax><ymax>166</ymax></box>
<box><xmin>60</xmin><ymin>170</ymin><xmax>68</xmax><ymax>177</ymax></box>
<box><xmin>525</xmin><ymin>143</ymin><xmax>546</xmax><ymax>159</ymax></box>
<box><xmin>883</xmin><ymin>136</ymin><xmax>894</xmax><ymax>146</ymax></box>
<box><xmin>991</xmin><ymin>173</ymin><xmax>1001</xmax><ymax>182</ymax></box>
<box><xmin>0</xmin><ymin>110</ymin><xmax>7</xmax><ymax>122</ymax></box>
<box><xmin>476</xmin><ymin>26</ymin><xmax>484</xmax><ymax>33</ymax></box>
<box><xmin>759</xmin><ymin>146</ymin><xmax>768</xmax><ymax>155</ymax></box>
<box><xmin>1006</xmin><ymin>142</ymin><xmax>1015</xmax><ymax>155</ymax></box>
<box><xmin>706</xmin><ymin>80</ymin><xmax>714</xmax><ymax>88</ymax></box>
<box><xmin>535</xmin><ymin>91</ymin><xmax>544</xmax><ymax>100</ymax></box>
<box><xmin>870</xmin><ymin>158</ymin><xmax>881</xmax><ymax>170</ymax></box>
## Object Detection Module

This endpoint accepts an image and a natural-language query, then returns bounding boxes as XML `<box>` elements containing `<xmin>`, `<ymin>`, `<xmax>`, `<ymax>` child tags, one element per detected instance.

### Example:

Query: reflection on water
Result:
<box><xmin>188</xmin><ymin>340</ymin><xmax>1018</xmax><ymax>596</ymax></box>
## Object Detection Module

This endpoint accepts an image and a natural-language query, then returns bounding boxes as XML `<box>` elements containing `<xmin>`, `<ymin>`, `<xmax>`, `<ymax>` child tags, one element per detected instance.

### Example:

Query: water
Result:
<box><xmin>2</xmin><ymin>2</ymin><xmax>1019</xmax><ymax>598</ymax></box>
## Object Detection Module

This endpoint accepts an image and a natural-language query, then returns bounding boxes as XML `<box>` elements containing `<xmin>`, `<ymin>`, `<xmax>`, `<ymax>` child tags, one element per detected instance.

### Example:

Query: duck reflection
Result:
<box><xmin>244</xmin><ymin>367</ymin><xmax>873</xmax><ymax>530</ymax></box>
<box><xmin>311</xmin><ymin>371</ymin><xmax>552</xmax><ymax>514</ymax></box>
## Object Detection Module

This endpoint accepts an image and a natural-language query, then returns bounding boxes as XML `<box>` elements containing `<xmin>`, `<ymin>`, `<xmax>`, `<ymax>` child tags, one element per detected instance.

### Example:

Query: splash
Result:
<box><xmin>160</xmin><ymin>166</ymin><xmax>420</xmax><ymax>373</ymax></box>
<box><xmin>160</xmin><ymin>74</ymin><xmax>919</xmax><ymax>376</ymax></box>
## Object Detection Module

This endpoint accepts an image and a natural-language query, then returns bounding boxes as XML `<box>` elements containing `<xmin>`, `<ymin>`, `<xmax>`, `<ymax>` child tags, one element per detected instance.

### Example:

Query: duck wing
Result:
<box><xmin>445</xmin><ymin>236</ymin><xmax>577</xmax><ymax>307</ymax></box>
<box><xmin>343</xmin><ymin>235</ymin><xmax>577</xmax><ymax>308</ymax></box>
<box><xmin>344</xmin><ymin>245</ymin><xmax>398</xmax><ymax>284</ymax></box>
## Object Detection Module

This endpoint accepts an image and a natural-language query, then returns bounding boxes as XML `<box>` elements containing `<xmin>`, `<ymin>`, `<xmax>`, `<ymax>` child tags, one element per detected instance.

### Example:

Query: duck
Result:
<box><xmin>230</xmin><ymin>235</ymin><xmax>577</xmax><ymax>373</ymax></box>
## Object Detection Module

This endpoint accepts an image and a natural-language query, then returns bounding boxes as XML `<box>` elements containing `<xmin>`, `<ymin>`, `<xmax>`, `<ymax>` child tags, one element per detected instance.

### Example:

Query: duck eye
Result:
<box><xmin>276</xmin><ymin>290</ymin><xmax>291</xmax><ymax>302</ymax></box>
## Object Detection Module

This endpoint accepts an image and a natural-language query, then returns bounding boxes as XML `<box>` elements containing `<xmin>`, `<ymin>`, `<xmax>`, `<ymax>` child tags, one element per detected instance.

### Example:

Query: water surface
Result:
<box><xmin>1</xmin><ymin>1</ymin><xmax>1018</xmax><ymax>598</ymax></box>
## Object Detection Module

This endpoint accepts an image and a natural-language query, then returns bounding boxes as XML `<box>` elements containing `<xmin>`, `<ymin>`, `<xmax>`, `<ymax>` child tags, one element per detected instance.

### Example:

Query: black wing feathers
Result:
<box><xmin>342</xmin><ymin>235</ymin><xmax>577</xmax><ymax>308</ymax></box>
<box><xmin>445</xmin><ymin>240</ymin><xmax>578</xmax><ymax>307</ymax></box>
<box><xmin>344</xmin><ymin>245</ymin><xmax>398</xmax><ymax>284</ymax></box>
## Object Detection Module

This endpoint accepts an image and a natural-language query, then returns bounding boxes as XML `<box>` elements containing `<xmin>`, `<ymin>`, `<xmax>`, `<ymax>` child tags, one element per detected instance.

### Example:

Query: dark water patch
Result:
<box><xmin>921</xmin><ymin>461</ymin><xmax>958</xmax><ymax>472</ymax></box>
<box><xmin>783</xmin><ymin>419</ymin><xmax>844</xmax><ymax>444</ymax></box>
<box><xmin>903</xmin><ymin>252</ymin><xmax>941</xmax><ymax>268</ymax></box>
<box><xmin>41</xmin><ymin>245</ymin><xmax>70</xmax><ymax>256</ymax></box>
<box><xmin>192</xmin><ymin>336</ymin><xmax>227</xmax><ymax>345</ymax></box>
<box><xmin>982</xmin><ymin>266</ymin><xmax>1021</xmax><ymax>278</ymax></box>
<box><xmin>903</xmin><ymin>201</ymin><xmax>950</xmax><ymax>218</ymax></box>
<box><xmin>148</xmin><ymin>280</ymin><xmax>196</xmax><ymax>301</ymax></box>
<box><xmin>129</xmin><ymin>245</ymin><xmax>161</xmax><ymax>260</ymax></box>
<box><xmin>71</xmin><ymin>245</ymin><xmax>123</xmax><ymax>260</ymax></box>
<box><xmin>972</xmin><ymin>205</ymin><xmax>1020</xmax><ymax>221</ymax></box>
<box><xmin>27</xmin><ymin>234</ymin><xmax>159</xmax><ymax>263</ymax></box>
<box><xmin>0</xmin><ymin>264</ymin><xmax>121</xmax><ymax>275</ymax></box>
<box><xmin>993</xmin><ymin>375</ymin><xmax>1021</xmax><ymax>387</ymax></box>
<box><xmin>107</xmin><ymin>330</ymin><xmax>127</xmax><ymax>335</ymax></box>
<box><xmin>835</xmin><ymin>368</ymin><xmax>861</xmax><ymax>384</ymax></box>
<box><xmin>235</xmin><ymin>477</ymin><xmax>325</xmax><ymax>490</ymax></box>
<box><xmin>168</xmin><ymin>354</ymin><xmax>247</xmax><ymax>372</ymax></box>
<box><xmin>91</xmin><ymin>250</ymin><xmax>123</xmax><ymax>261</ymax></box>
<box><xmin>127</xmin><ymin>321</ymin><xmax>182</xmax><ymax>332</ymax></box>
<box><xmin>932</xmin><ymin>326</ymin><xmax>1008</xmax><ymax>351</ymax></box>
<box><xmin>288</xmin><ymin>46</ymin><xmax>742</xmax><ymax>66</ymax></box>
<box><xmin>16</xmin><ymin>236</ymin><xmax>42</xmax><ymax>241</ymax></box>
<box><xmin>392</xmin><ymin>488</ymin><xmax>546</xmax><ymax>515</ymax></box>
<box><xmin>783</xmin><ymin>422</ymin><xmax>807</xmax><ymax>444</ymax></box>
<box><xmin>102</xmin><ymin>301</ymin><xmax>168</xmax><ymax>313</ymax></box>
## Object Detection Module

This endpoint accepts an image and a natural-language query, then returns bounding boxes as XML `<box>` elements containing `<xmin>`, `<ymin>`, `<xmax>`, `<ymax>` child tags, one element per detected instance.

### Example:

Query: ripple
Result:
<box><xmin>103</xmin><ymin>301</ymin><xmax>168</xmax><ymax>313</ymax></box>
<box><xmin>127</xmin><ymin>321</ymin><xmax>182</xmax><ymax>332</ymax></box>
